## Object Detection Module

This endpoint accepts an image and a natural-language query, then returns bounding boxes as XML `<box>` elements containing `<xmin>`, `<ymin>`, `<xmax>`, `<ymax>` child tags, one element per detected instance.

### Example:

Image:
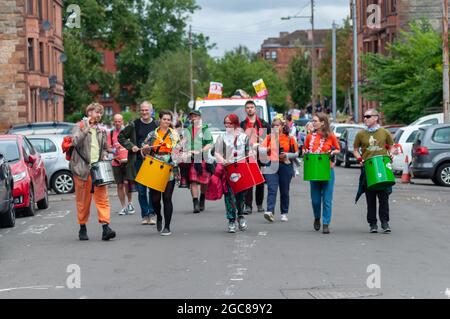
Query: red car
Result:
<box><xmin>0</xmin><ymin>135</ymin><xmax>49</xmax><ymax>215</ymax></box>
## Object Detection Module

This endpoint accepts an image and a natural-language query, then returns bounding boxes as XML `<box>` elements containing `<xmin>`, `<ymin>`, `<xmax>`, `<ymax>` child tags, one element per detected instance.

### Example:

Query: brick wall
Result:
<box><xmin>0</xmin><ymin>0</ymin><xmax>27</xmax><ymax>133</ymax></box>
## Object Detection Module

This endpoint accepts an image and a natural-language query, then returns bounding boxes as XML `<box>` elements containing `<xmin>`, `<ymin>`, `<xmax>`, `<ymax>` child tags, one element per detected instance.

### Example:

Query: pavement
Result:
<box><xmin>1</xmin><ymin>166</ymin><xmax>450</xmax><ymax>299</ymax></box>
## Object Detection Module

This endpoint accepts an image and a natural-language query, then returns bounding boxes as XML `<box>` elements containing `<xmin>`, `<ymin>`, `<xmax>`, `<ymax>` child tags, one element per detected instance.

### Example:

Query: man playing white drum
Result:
<box><xmin>353</xmin><ymin>109</ymin><xmax>397</xmax><ymax>234</ymax></box>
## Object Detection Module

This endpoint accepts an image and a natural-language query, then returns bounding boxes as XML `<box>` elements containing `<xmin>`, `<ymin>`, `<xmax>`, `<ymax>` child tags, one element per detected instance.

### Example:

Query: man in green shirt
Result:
<box><xmin>353</xmin><ymin>109</ymin><xmax>397</xmax><ymax>234</ymax></box>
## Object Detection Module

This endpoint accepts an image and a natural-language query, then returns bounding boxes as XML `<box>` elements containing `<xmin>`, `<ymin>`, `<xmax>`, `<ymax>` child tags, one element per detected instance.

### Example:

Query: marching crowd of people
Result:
<box><xmin>68</xmin><ymin>101</ymin><xmax>398</xmax><ymax>240</ymax></box>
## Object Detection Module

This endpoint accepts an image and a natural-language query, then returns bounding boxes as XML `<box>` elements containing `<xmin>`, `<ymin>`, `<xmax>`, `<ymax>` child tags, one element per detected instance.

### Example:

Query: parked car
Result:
<box><xmin>7</xmin><ymin>121</ymin><xmax>75</xmax><ymax>135</ymax></box>
<box><xmin>391</xmin><ymin>125</ymin><xmax>428</xmax><ymax>174</ymax></box>
<box><xmin>27</xmin><ymin>135</ymin><xmax>74</xmax><ymax>194</ymax></box>
<box><xmin>411</xmin><ymin>124</ymin><xmax>450</xmax><ymax>187</ymax></box>
<box><xmin>335</xmin><ymin>127</ymin><xmax>361</xmax><ymax>168</ymax></box>
<box><xmin>330</xmin><ymin>123</ymin><xmax>364</xmax><ymax>139</ymax></box>
<box><xmin>383</xmin><ymin>124</ymin><xmax>405</xmax><ymax>138</ymax></box>
<box><xmin>0</xmin><ymin>135</ymin><xmax>49</xmax><ymax>215</ymax></box>
<box><xmin>409</xmin><ymin>113</ymin><xmax>450</xmax><ymax>126</ymax></box>
<box><xmin>0</xmin><ymin>153</ymin><xmax>15</xmax><ymax>228</ymax></box>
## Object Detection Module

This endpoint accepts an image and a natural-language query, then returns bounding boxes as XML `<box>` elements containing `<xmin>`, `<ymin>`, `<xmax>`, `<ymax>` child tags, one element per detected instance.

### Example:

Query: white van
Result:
<box><xmin>192</xmin><ymin>98</ymin><xmax>270</xmax><ymax>141</ymax></box>
<box><xmin>409</xmin><ymin>113</ymin><xmax>448</xmax><ymax>126</ymax></box>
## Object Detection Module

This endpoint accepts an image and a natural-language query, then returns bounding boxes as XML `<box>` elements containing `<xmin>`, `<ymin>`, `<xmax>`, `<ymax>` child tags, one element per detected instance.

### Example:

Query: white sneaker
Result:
<box><xmin>281</xmin><ymin>214</ymin><xmax>288</xmax><ymax>222</ymax></box>
<box><xmin>118</xmin><ymin>207</ymin><xmax>127</xmax><ymax>216</ymax></box>
<box><xmin>127</xmin><ymin>202</ymin><xmax>135</xmax><ymax>215</ymax></box>
<box><xmin>264</xmin><ymin>211</ymin><xmax>274</xmax><ymax>222</ymax></box>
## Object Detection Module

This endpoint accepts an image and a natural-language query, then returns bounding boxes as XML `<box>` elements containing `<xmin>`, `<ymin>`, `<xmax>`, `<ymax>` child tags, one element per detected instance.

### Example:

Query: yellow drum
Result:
<box><xmin>135</xmin><ymin>156</ymin><xmax>173</xmax><ymax>192</ymax></box>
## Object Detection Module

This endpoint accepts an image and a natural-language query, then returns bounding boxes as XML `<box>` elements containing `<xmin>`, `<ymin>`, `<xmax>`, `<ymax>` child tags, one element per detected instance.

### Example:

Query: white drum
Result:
<box><xmin>91</xmin><ymin>161</ymin><xmax>115</xmax><ymax>186</ymax></box>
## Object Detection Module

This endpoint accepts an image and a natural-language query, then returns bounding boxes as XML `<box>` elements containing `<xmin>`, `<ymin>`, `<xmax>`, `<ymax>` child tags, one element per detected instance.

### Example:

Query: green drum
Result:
<box><xmin>303</xmin><ymin>153</ymin><xmax>331</xmax><ymax>181</ymax></box>
<box><xmin>364</xmin><ymin>155</ymin><xmax>395</xmax><ymax>191</ymax></box>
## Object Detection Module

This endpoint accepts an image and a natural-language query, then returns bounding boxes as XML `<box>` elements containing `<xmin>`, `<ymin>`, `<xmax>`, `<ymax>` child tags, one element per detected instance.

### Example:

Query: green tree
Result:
<box><xmin>210</xmin><ymin>46</ymin><xmax>288</xmax><ymax>111</ymax></box>
<box><xmin>286</xmin><ymin>51</ymin><xmax>312</xmax><ymax>109</ymax></box>
<box><xmin>63</xmin><ymin>0</ymin><xmax>203</xmax><ymax>113</ymax></box>
<box><xmin>63</xmin><ymin>30</ymin><xmax>103</xmax><ymax>118</ymax></box>
<box><xmin>318</xmin><ymin>18</ymin><xmax>352</xmax><ymax>112</ymax></box>
<box><xmin>363</xmin><ymin>21</ymin><xmax>443</xmax><ymax>124</ymax></box>
<box><xmin>140</xmin><ymin>48</ymin><xmax>212</xmax><ymax>111</ymax></box>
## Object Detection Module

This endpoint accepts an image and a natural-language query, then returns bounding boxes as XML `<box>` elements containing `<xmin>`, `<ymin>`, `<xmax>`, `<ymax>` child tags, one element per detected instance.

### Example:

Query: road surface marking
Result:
<box><xmin>20</xmin><ymin>224</ymin><xmax>54</xmax><ymax>235</ymax></box>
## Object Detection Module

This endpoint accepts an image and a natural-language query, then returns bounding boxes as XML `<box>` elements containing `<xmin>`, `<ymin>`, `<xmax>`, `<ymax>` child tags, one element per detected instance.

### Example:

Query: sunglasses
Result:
<box><xmin>363</xmin><ymin>115</ymin><xmax>375</xmax><ymax>119</ymax></box>
<box><xmin>224</xmin><ymin>122</ymin><xmax>232</xmax><ymax>125</ymax></box>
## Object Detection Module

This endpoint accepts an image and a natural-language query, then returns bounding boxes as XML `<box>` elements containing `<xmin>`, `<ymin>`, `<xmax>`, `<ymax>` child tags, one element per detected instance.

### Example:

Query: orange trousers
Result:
<box><xmin>74</xmin><ymin>175</ymin><xmax>111</xmax><ymax>225</ymax></box>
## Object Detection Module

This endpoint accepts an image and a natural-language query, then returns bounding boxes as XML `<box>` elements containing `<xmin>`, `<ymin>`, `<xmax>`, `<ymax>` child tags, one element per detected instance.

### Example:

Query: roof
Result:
<box><xmin>261</xmin><ymin>29</ymin><xmax>331</xmax><ymax>49</ymax></box>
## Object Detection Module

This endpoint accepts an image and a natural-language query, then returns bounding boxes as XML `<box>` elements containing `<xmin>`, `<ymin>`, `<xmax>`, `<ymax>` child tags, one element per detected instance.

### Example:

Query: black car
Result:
<box><xmin>7</xmin><ymin>121</ymin><xmax>75</xmax><ymax>135</ymax></box>
<box><xmin>411</xmin><ymin>124</ymin><xmax>450</xmax><ymax>187</ymax></box>
<box><xmin>335</xmin><ymin>127</ymin><xmax>361</xmax><ymax>168</ymax></box>
<box><xmin>0</xmin><ymin>153</ymin><xmax>15</xmax><ymax>228</ymax></box>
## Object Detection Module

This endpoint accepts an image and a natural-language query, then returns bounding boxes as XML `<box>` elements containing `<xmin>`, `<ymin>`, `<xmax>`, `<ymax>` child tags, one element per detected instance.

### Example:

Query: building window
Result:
<box><xmin>100</xmin><ymin>52</ymin><xmax>105</xmax><ymax>65</ymax></box>
<box><xmin>391</xmin><ymin>0</ymin><xmax>397</xmax><ymax>13</ymax></box>
<box><xmin>39</xmin><ymin>42</ymin><xmax>44</xmax><ymax>73</ymax></box>
<box><xmin>105</xmin><ymin>106</ymin><xmax>113</xmax><ymax>118</ymax></box>
<box><xmin>27</xmin><ymin>0</ymin><xmax>34</xmax><ymax>15</ymax></box>
<box><xmin>265</xmin><ymin>51</ymin><xmax>270</xmax><ymax>59</ymax></box>
<box><xmin>271</xmin><ymin>51</ymin><xmax>277</xmax><ymax>60</ymax></box>
<box><xmin>37</xmin><ymin>0</ymin><xmax>42</xmax><ymax>20</ymax></box>
<box><xmin>28</xmin><ymin>38</ymin><xmax>35</xmax><ymax>71</ymax></box>
<box><xmin>115</xmin><ymin>52</ymin><xmax>120</xmax><ymax>65</ymax></box>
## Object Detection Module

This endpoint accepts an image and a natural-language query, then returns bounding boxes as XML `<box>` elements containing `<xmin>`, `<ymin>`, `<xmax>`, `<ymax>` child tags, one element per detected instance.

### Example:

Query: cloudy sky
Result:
<box><xmin>190</xmin><ymin>0</ymin><xmax>350</xmax><ymax>57</ymax></box>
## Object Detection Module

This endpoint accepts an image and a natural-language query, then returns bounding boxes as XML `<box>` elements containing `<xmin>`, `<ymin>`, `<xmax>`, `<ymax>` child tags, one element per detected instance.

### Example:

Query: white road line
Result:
<box><xmin>20</xmin><ymin>224</ymin><xmax>54</xmax><ymax>235</ymax></box>
<box><xmin>0</xmin><ymin>285</ymin><xmax>53</xmax><ymax>293</ymax></box>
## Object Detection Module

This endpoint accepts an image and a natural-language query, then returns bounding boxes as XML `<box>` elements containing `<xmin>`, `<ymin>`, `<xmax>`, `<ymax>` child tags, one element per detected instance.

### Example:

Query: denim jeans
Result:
<box><xmin>135</xmin><ymin>156</ymin><xmax>154</xmax><ymax>218</ymax></box>
<box><xmin>310</xmin><ymin>168</ymin><xmax>335</xmax><ymax>225</ymax></box>
<box><xmin>264</xmin><ymin>162</ymin><xmax>294</xmax><ymax>215</ymax></box>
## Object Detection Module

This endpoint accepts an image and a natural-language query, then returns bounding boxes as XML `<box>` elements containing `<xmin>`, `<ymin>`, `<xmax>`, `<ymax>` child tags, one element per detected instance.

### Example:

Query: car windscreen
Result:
<box><xmin>347</xmin><ymin>129</ymin><xmax>359</xmax><ymax>143</ymax></box>
<box><xmin>0</xmin><ymin>140</ymin><xmax>20</xmax><ymax>163</ymax></box>
<box><xmin>394</xmin><ymin>129</ymin><xmax>404</xmax><ymax>143</ymax></box>
<box><xmin>197</xmin><ymin>105</ymin><xmax>264</xmax><ymax>131</ymax></box>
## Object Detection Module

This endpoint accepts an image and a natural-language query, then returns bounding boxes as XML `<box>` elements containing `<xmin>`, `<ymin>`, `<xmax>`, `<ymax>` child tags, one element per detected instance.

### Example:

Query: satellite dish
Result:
<box><xmin>59</xmin><ymin>53</ymin><xmax>67</xmax><ymax>63</ymax></box>
<box><xmin>49</xmin><ymin>75</ymin><xmax>57</xmax><ymax>87</ymax></box>
<box><xmin>40</xmin><ymin>90</ymin><xmax>49</xmax><ymax>100</ymax></box>
<box><xmin>42</xmin><ymin>20</ymin><xmax>51</xmax><ymax>31</ymax></box>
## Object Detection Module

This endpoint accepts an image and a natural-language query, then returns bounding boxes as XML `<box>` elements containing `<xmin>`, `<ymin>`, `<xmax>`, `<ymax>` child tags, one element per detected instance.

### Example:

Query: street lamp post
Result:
<box><xmin>332</xmin><ymin>21</ymin><xmax>337</xmax><ymax>121</ymax></box>
<box><xmin>351</xmin><ymin>0</ymin><xmax>359</xmax><ymax>123</ymax></box>
<box><xmin>281</xmin><ymin>0</ymin><xmax>315</xmax><ymax>110</ymax></box>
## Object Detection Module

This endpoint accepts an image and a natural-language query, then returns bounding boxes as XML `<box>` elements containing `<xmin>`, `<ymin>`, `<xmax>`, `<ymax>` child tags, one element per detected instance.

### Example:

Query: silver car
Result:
<box><xmin>26</xmin><ymin>135</ymin><xmax>74</xmax><ymax>194</ymax></box>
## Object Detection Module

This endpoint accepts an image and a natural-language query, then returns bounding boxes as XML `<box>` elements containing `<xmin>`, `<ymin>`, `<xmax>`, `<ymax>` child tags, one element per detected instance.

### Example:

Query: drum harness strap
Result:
<box><xmin>89</xmin><ymin>130</ymin><xmax>105</xmax><ymax>193</ymax></box>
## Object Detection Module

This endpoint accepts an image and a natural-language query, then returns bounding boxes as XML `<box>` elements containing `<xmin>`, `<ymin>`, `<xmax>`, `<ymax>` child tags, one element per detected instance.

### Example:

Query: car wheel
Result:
<box><xmin>37</xmin><ymin>185</ymin><xmax>49</xmax><ymax>210</ymax></box>
<box><xmin>52</xmin><ymin>171</ymin><xmax>74</xmax><ymax>194</ymax></box>
<box><xmin>334</xmin><ymin>156</ymin><xmax>342</xmax><ymax>167</ymax></box>
<box><xmin>344</xmin><ymin>154</ymin><xmax>351</xmax><ymax>168</ymax></box>
<box><xmin>435</xmin><ymin>163</ymin><xmax>450</xmax><ymax>187</ymax></box>
<box><xmin>23</xmin><ymin>187</ymin><xmax>36</xmax><ymax>217</ymax></box>
<box><xmin>0</xmin><ymin>190</ymin><xmax>15</xmax><ymax>228</ymax></box>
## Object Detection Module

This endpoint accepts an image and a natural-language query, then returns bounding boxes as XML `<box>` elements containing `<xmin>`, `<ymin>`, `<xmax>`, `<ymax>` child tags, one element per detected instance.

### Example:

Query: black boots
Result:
<box><xmin>79</xmin><ymin>224</ymin><xmax>89</xmax><ymax>241</ymax></box>
<box><xmin>102</xmin><ymin>224</ymin><xmax>116</xmax><ymax>241</ymax></box>
<box><xmin>193</xmin><ymin>198</ymin><xmax>200</xmax><ymax>214</ymax></box>
<box><xmin>199</xmin><ymin>194</ymin><xmax>206</xmax><ymax>211</ymax></box>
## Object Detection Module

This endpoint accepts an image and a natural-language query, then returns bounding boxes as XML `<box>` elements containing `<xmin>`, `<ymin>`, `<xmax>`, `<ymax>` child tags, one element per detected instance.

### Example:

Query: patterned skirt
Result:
<box><xmin>188</xmin><ymin>161</ymin><xmax>211</xmax><ymax>185</ymax></box>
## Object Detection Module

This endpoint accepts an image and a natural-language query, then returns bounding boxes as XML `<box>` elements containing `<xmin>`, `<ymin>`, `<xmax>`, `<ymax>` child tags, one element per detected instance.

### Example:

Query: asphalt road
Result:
<box><xmin>1</xmin><ymin>167</ymin><xmax>449</xmax><ymax>299</ymax></box>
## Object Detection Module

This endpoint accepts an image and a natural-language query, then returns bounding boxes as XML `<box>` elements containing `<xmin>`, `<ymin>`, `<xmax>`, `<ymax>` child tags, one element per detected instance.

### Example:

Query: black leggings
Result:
<box><xmin>151</xmin><ymin>180</ymin><xmax>176</xmax><ymax>229</ymax></box>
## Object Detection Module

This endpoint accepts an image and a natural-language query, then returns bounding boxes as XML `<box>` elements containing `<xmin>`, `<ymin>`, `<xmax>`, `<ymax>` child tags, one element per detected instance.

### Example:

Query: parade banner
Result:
<box><xmin>208</xmin><ymin>82</ymin><xmax>223</xmax><ymax>99</ymax></box>
<box><xmin>252</xmin><ymin>79</ymin><xmax>269</xmax><ymax>98</ymax></box>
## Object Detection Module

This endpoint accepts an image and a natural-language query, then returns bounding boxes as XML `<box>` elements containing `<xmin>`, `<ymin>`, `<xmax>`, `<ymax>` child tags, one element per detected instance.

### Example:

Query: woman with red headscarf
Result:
<box><xmin>214</xmin><ymin>114</ymin><xmax>250</xmax><ymax>233</ymax></box>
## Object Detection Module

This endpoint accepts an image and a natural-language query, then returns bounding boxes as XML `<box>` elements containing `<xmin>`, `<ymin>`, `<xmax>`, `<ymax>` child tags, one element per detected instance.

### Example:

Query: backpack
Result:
<box><xmin>62</xmin><ymin>121</ymin><xmax>85</xmax><ymax>161</ymax></box>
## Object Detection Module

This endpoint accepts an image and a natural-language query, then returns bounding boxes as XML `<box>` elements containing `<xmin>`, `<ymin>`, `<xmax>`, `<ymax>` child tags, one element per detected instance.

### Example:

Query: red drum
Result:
<box><xmin>225</xmin><ymin>156</ymin><xmax>265</xmax><ymax>194</ymax></box>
